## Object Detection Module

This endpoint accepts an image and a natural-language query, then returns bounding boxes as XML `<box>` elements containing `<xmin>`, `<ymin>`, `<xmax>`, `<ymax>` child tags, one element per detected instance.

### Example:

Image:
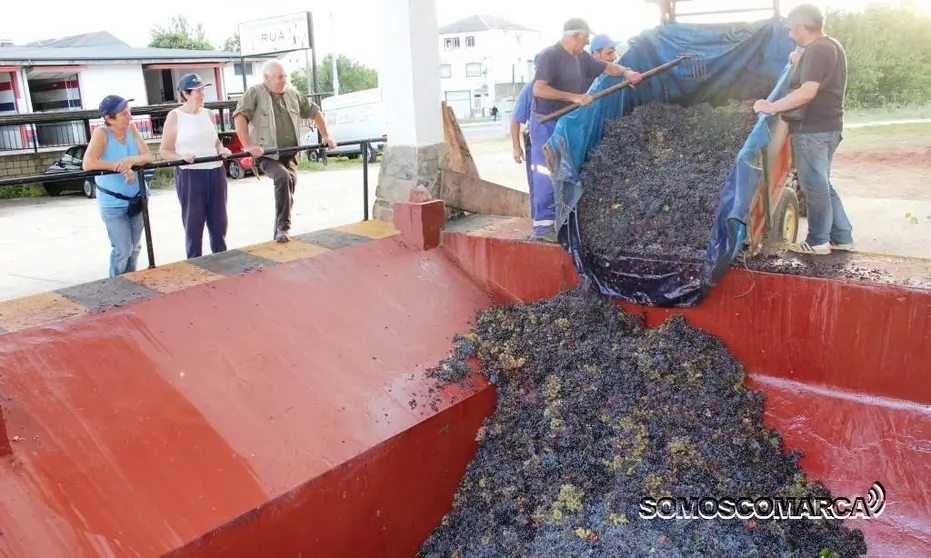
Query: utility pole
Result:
<box><xmin>331</xmin><ymin>12</ymin><xmax>340</xmax><ymax>96</ymax></box>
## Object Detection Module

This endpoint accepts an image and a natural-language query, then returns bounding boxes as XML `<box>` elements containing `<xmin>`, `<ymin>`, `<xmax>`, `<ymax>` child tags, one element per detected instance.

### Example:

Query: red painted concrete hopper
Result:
<box><xmin>0</xmin><ymin>200</ymin><xmax>929</xmax><ymax>557</ymax></box>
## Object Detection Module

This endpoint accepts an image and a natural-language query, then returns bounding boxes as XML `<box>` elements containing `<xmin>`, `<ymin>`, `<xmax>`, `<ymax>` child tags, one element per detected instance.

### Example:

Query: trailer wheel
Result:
<box><xmin>769</xmin><ymin>187</ymin><xmax>799</xmax><ymax>244</ymax></box>
<box><xmin>788</xmin><ymin>171</ymin><xmax>806</xmax><ymax>217</ymax></box>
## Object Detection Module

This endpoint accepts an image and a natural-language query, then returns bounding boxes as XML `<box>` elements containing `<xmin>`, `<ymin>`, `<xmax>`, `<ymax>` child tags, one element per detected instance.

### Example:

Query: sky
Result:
<box><xmin>0</xmin><ymin>0</ymin><xmax>921</xmax><ymax>71</ymax></box>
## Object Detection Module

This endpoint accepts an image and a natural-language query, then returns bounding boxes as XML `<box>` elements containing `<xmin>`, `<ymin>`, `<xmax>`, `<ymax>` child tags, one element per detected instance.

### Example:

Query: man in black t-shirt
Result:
<box><xmin>753</xmin><ymin>4</ymin><xmax>854</xmax><ymax>255</ymax></box>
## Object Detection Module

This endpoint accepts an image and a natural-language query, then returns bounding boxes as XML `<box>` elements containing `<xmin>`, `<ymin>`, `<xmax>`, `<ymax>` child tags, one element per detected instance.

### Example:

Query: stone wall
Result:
<box><xmin>0</xmin><ymin>150</ymin><xmax>63</xmax><ymax>182</ymax></box>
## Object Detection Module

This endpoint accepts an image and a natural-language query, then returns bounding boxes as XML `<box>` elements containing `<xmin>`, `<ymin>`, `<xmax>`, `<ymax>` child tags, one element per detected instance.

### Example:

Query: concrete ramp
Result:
<box><xmin>0</xmin><ymin>219</ymin><xmax>495</xmax><ymax>557</ymax></box>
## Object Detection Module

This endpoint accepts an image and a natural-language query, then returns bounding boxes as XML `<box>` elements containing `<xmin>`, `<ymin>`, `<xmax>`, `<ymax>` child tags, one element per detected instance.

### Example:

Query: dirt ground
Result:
<box><xmin>832</xmin><ymin>147</ymin><xmax>931</xmax><ymax>201</ymax></box>
<box><xmin>470</xmin><ymin>122</ymin><xmax>931</xmax><ymax>261</ymax></box>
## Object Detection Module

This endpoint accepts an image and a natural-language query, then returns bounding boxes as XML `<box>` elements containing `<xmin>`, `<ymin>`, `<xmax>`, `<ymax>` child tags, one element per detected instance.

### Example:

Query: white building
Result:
<box><xmin>0</xmin><ymin>31</ymin><xmax>278</xmax><ymax>114</ymax></box>
<box><xmin>0</xmin><ymin>32</ymin><xmax>284</xmax><ymax>150</ymax></box>
<box><xmin>437</xmin><ymin>15</ymin><xmax>546</xmax><ymax>119</ymax></box>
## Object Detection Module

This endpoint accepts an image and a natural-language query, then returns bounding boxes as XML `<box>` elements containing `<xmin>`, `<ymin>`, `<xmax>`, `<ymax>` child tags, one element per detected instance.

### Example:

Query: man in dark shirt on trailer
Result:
<box><xmin>528</xmin><ymin>18</ymin><xmax>642</xmax><ymax>242</ymax></box>
<box><xmin>753</xmin><ymin>3</ymin><xmax>853</xmax><ymax>255</ymax></box>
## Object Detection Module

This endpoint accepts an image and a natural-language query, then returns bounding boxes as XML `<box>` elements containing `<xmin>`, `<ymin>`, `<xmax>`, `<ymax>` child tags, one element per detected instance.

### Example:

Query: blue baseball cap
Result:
<box><xmin>98</xmin><ymin>95</ymin><xmax>132</xmax><ymax>117</ymax></box>
<box><xmin>177</xmin><ymin>73</ymin><xmax>211</xmax><ymax>92</ymax></box>
<box><xmin>590</xmin><ymin>34</ymin><xmax>617</xmax><ymax>52</ymax></box>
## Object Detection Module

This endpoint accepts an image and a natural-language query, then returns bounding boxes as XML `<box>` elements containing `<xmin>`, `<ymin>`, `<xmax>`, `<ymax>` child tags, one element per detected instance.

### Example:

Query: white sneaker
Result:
<box><xmin>831</xmin><ymin>242</ymin><xmax>855</xmax><ymax>252</ymax></box>
<box><xmin>788</xmin><ymin>241</ymin><xmax>831</xmax><ymax>255</ymax></box>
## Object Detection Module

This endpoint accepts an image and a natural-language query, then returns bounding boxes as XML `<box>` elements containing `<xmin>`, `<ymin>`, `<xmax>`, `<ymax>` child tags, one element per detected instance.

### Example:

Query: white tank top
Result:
<box><xmin>174</xmin><ymin>108</ymin><xmax>223</xmax><ymax>170</ymax></box>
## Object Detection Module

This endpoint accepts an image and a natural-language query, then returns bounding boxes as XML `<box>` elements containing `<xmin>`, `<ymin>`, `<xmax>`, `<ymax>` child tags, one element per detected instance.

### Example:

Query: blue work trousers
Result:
<box><xmin>791</xmin><ymin>131</ymin><xmax>853</xmax><ymax>246</ymax></box>
<box><xmin>100</xmin><ymin>205</ymin><xmax>143</xmax><ymax>277</ymax></box>
<box><xmin>522</xmin><ymin>130</ymin><xmax>534</xmax><ymax>219</ymax></box>
<box><xmin>529</xmin><ymin>112</ymin><xmax>557</xmax><ymax>237</ymax></box>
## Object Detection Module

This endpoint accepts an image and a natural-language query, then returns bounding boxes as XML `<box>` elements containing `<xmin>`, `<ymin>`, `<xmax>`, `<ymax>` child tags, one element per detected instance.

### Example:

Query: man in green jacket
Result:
<box><xmin>234</xmin><ymin>60</ymin><xmax>336</xmax><ymax>243</ymax></box>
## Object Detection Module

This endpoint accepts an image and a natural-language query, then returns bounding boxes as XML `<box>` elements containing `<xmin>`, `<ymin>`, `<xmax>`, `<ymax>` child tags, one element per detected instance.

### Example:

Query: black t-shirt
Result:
<box><xmin>787</xmin><ymin>36</ymin><xmax>848</xmax><ymax>133</ymax></box>
<box><xmin>532</xmin><ymin>43</ymin><xmax>608</xmax><ymax>115</ymax></box>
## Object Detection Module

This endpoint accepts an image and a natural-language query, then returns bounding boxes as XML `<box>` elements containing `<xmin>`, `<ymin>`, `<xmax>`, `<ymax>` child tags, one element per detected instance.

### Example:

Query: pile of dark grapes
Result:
<box><xmin>419</xmin><ymin>288</ymin><xmax>867</xmax><ymax>557</ymax></box>
<box><xmin>577</xmin><ymin>101</ymin><xmax>757</xmax><ymax>262</ymax></box>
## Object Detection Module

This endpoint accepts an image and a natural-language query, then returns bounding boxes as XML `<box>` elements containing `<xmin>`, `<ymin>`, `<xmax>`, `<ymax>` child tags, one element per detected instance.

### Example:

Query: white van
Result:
<box><xmin>306</xmin><ymin>88</ymin><xmax>387</xmax><ymax>163</ymax></box>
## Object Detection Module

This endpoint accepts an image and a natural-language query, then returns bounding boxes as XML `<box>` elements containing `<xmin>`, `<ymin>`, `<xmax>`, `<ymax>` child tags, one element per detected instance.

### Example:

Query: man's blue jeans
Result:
<box><xmin>100</xmin><ymin>205</ymin><xmax>143</xmax><ymax>277</ymax></box>
<box><xmin>791</xmin><ymin>131</ymin><xmax>854</xmax><ymax>246</ymax></box>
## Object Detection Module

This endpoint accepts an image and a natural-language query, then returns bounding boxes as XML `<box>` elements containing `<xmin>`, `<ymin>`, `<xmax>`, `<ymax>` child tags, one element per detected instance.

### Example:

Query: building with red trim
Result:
<box><xmin>0</xmin><ymin>31</ymin><xmax>277</xmax><ymax>151</ymax></box>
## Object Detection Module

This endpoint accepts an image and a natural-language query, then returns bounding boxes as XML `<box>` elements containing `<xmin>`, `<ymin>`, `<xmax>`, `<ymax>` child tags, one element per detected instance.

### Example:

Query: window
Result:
<box><xmin>465</xmin><ymin>36</ymin><xmax>475</xmax><ymax>48</ymax></box>
<box><xmin>444</xmin><ymin>37</ymin><xmax>460</xmax><ymax>50</ymax></box>
<box><xmin>60</xmin><ymin>146</ymin><xmax>83</xmax><ymax>165</ymax></box>
<box><xmin>439</xmin><ymin>64</ymin><xmax>452</xmax><ymax>78</ymax></box>
<box><xmin>465</xmin><ymin>63</ymin><xmax>483</xmax><ymax>78</ymax></box>
<box><xmin>234</xmin><ymin>62</ymin><xmax>253</xmax><ymax>76</ymax></box>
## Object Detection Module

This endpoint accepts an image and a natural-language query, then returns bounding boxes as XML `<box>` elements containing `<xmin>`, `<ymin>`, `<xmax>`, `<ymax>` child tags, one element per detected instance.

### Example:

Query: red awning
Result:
<box><xmin>0</xmin><ymin>66</ymin><xmax>22</xmax><ymax>72</ymax></box>
<box><xmin>143</xmin><ymin>63</ymin><xmax>227</xmax><ymax>70</ymax></box>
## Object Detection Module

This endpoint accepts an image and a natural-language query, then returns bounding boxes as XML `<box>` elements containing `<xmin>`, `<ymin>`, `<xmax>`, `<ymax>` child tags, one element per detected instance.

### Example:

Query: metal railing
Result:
<box><xmin>0</xmin><ymin>93</ymin><xmax>333</xmax><ymax>153</ymax></box>
<box><xmin>0</xmin><ymin>137</ymin><xmax>385</xmax><ymax>269</ymax></box>
<box><xmin>0</xmin><ymin>101</ymin><xmax>239</xmax><ymax>153</ymax></box>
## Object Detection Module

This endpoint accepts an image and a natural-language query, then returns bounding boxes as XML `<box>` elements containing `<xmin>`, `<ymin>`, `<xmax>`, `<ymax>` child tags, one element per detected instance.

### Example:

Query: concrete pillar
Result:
<box><xmin>373</xmin><ymin>0</ymin><xmax>448</xmax><ymax>222</ymax></box>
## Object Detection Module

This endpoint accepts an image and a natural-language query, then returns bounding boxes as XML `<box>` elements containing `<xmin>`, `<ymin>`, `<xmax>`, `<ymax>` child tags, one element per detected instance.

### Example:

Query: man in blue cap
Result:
<box><xmin>589</xmin><ymin>34</ymin><xmax>619</xmax><ymax>64</ymax></box>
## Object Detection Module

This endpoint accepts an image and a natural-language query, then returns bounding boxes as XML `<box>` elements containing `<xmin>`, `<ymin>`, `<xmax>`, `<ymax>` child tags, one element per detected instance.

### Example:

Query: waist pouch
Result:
<box><xmin>97</xmin><ymin>185</ymin><xmax>144</xmax><ymax>218</ymax></box>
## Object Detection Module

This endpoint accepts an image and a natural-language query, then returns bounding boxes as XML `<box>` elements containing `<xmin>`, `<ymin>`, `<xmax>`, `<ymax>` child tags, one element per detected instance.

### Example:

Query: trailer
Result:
<box><xmin>647</xmin><ymin>0</ymin><xmax>802</xmax><ymax>258</ymax></box>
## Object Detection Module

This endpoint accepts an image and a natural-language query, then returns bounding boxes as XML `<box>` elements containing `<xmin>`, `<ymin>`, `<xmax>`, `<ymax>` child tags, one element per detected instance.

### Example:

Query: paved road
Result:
<box><xmin>1</xmin><ymin>132</ymin><xmax>929</xmax><ymax>302</ymax></box>
<box><xmin>462</xmin><ymin>120</ymin><xmax>511</xmax><ymax>143</ymax></box>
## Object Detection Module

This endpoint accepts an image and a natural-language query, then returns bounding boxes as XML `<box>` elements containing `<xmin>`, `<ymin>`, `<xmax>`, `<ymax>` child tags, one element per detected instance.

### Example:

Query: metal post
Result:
<box><xmin>138</xmin><ymin>169</ymin><xmax>156</xmax><ymax>269</ymax></box>
<box><xmin>240</xmin><ymin>56</ymin><xmax>248</xmax><ymax>93</ymax></box>
<box><xmin>308</xmin><ymin>12</ymin><xmax>319</xmax><ymax>94</ymax></box>
<box><xmin>361</xmin><ymin>141</ymin><xmax>369</xmax><ymax>221</ymax></box>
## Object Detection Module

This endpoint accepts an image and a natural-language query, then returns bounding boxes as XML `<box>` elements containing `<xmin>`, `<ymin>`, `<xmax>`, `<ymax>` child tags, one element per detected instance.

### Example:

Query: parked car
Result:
<box><xmin>43</xmin><ymin>144</ymin><xmax>95</xmax><ymax>197</ymax></box>
<box><xmin>219</xmin><ymin>132</ymin><xmax>255</xmax><ymax>180</ymax></box>
<box><xmin>42</xmin><ymin>143</ymin><xmax>154</xmax><ymax>198</ymax></box>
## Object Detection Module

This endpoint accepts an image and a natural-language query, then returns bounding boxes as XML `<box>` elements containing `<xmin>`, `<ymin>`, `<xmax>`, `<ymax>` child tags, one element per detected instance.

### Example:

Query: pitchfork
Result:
<box><xmin>538</xmin><ymin>52</ymin><xmax>707</xmax><ymax>124</ymax></box>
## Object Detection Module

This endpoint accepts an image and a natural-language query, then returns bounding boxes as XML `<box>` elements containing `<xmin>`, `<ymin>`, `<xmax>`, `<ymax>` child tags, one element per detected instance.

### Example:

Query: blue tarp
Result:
<box><xmin>546</xmin><ymin>19</ymin><xmax>797</xmax><ymax>307</ymax></box>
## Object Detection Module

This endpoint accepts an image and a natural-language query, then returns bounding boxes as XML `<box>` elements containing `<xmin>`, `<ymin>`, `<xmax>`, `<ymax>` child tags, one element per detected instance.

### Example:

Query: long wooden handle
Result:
<box><xmin>537</xmin><ymin>56</ymin><xmax>690</xmax><ymax>124</ymax></box>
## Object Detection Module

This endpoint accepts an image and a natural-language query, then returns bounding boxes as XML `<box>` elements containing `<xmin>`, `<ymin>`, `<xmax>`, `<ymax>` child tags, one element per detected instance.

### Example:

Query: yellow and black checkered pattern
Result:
<box><xmin>0</xmin><ymin>220</ymin><xmax>399</xmax><ymax>335</ymax></box>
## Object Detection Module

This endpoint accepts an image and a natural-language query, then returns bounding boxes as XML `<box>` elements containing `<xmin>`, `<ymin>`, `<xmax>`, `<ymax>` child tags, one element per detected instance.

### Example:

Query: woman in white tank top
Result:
<box><xmin>159</xmin><ymin>73</ymin><xmax>233</xmax><ymax>259</ymax></box>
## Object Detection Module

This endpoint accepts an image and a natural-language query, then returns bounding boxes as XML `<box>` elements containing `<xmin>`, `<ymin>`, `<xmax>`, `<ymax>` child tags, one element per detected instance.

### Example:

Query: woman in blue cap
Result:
<box><xmin>83</xmin><ymin>95</ymin><xmax>153</xmax><ymax>277</ymax></box>
<box><xmin>159</xmin><ymin>73</ymin><xmax>232</xmax><ymax>259</ymax></box>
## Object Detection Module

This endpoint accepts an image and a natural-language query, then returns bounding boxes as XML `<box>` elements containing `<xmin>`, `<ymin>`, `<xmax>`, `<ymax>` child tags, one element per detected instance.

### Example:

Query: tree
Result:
<box><xmin>290</xmin><ymin>54</ymin><xmax>378</xmax><ymax>95</ymax></box>
<box><xmin>149</xmin><ymin>16</ymin><xmax>214</xmax><ymax>50</ymax></box>
<box><xmin>825</xmin><ymin>4</ymin><xmax>931</xmax><ymax>107</ymax></box>
<box><xmin>222</xmin><ymin>32</ymin><xmax>240</xmax><ymax>53</ymax></box>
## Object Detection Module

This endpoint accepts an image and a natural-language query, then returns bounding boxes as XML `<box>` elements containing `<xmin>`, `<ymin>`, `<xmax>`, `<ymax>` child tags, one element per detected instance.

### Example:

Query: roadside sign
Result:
<box><xmin>238</xmin><ymin>12</ymin><xmax>313</xmax><ymax>57</ymax></box>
